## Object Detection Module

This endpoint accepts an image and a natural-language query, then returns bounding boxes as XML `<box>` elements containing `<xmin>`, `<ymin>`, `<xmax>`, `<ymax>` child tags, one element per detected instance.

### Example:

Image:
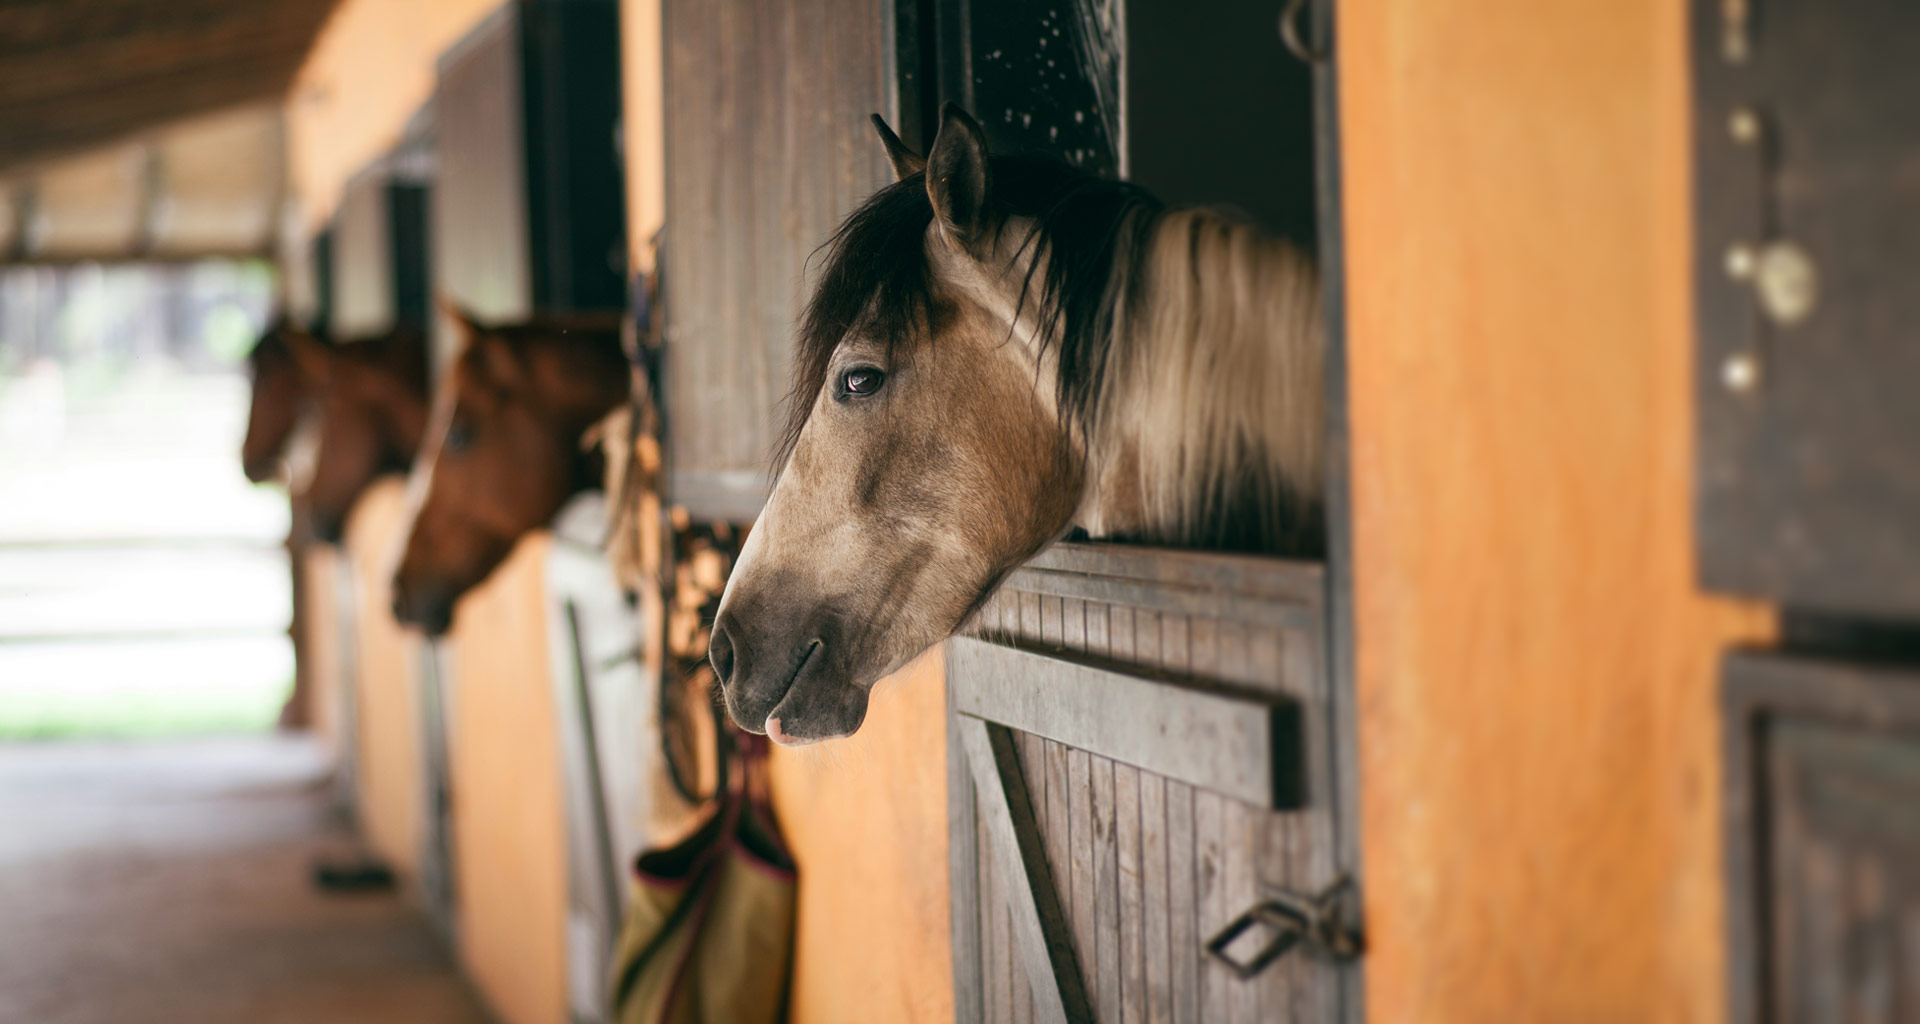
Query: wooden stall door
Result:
<box><xmin>659</xmin><ymin>0</ymin><xmax>895</xmax><ymax>521</ymax></box>
<box><xmin>1696</xmin><ymin>2</ymin><xmax>1920</xmax><ymax>1020</ymax></box>
<box><xmin>948</xmin><ymin>546</ymin><xmax>1356</xmax><ymax>1024</ymax></box>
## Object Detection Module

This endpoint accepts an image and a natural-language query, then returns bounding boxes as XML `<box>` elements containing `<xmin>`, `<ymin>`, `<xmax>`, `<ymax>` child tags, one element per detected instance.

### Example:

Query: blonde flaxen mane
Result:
<box><xmin>1082</xmin><ymin>208</ymin><xmax>1324</xmax><ymax>551</ymax></box>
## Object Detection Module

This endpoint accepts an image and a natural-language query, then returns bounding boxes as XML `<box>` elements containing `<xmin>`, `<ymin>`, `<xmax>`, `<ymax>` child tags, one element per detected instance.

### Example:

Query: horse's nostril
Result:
<box><xmin>311</xmin><ymin>514</ymin><xmax>344</xmax><ymax>545</ymax></box>
<box><xmin>709</xmin><ymin>617</ymin><xmax>736</xmax><ymax>687</ymax></box>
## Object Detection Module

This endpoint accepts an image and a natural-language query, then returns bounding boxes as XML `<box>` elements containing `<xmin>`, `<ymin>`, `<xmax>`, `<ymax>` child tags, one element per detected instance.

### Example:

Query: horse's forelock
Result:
<box><xmin>779</xmin><ymin>175</ymin><xmax>938</xmax><ymax>472</ymax></box>
<box><xmin>777</xmin><ymin>155</ymin><xmax>1163</xmax><ymax>473</ymax></box>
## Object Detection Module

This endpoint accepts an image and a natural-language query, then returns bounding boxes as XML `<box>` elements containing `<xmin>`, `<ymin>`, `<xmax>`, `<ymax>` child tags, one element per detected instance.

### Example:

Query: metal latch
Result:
<box><xmin>1204</xmin><ymin>876</ymin><xmax>1363</xmax><ymax>979</ymax></box>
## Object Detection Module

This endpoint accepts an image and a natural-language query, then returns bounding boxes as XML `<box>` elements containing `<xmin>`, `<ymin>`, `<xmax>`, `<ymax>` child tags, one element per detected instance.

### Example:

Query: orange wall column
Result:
<box><xmin>445</xmin><ymin>537</ymin><xmax>570</xmax><ymax>1024</ymax></box>
<box><xmin>285</xmin><ymin>0</ymin><xmax>501</xmax><ymax>229</ymax></box>
<box><xmin>769</xmin><ymin>651</ymin><xmax>955</xmax><ymax>1024</ymax></box>
<box><xmin>1339</xmin><ymin>2</ymin><xmax>1772</xmax><ymax>1020</ymax></box>
<box><xmin>344</xmin><ymin>479</ymin><xmax>428</xmax><ymax>881</ymax></box>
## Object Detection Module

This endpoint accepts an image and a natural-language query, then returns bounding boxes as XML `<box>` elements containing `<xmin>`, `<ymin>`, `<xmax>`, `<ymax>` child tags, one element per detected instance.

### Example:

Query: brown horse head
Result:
<box><xmin>391</xmin><ymin>309</ymin><xmax>628</xmax><ymax>636</ymax></box>
<box><xmin>241</xmin><ymin>316</ymin><xmax>320</xmax><ymax>484</ymax></box>
<box><xmin>289</xmin><ymin>326</ymin><xmax>433</xmax><ymax>544</ymax></box>
<box><xmin>709</xmin><ymin>106</ymin><xmax>1324</xmax><ymax>744</ymax></box>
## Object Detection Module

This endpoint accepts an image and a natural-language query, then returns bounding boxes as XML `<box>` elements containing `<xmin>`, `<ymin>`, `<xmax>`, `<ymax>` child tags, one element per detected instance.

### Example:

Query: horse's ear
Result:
<box><xmin>473</xmin><ymin>331</ymin><xmax>524</xmax><ymax>388</ymax></box>
<box><xmin>437</xmin><ymin>297</ymin><xmax>484</xmax><ymax>338</ymax></box>
<box><xmin>925</xmin><ymin>103</ymin><xmax>993</xmax><ymax>250</ymax></box>
<box><xmin>286</xmin><ymin>329</ymin><xmax>332</xmax><ymax>385</ymax></box>
<box><xmin>870</xmin><ymin>114</ymin><xmax>925</xmax><ymax>180</ymax></box>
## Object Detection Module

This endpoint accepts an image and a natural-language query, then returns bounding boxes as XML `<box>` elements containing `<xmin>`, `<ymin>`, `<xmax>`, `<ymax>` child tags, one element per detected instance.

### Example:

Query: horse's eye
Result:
<box><xmin>445</xmin><ymin>421</ymin><xmax>473</xmax><ymax>453</ymax></box>
<box><xmin>840</xmin><ymin>367</ymin><xmax>886</xmax><ymax>398</ymax></box>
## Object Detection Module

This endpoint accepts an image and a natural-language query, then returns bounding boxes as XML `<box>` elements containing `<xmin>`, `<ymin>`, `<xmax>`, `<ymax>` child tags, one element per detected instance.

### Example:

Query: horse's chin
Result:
<box><xmin>760</xmin><ymin>675</ymin><xmax>871</xmax><ymax>745</ymax></box>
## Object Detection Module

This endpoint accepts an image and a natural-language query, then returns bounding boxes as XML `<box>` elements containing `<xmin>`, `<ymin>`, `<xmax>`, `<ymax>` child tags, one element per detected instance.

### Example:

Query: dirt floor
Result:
<box><xmin>0</xmin><ymin>734</ymin><xmax>491</xmax><ymax>1024</ymax></box>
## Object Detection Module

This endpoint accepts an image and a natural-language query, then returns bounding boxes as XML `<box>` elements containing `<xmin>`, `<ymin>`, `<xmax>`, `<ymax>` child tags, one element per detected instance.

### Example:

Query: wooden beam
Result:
<box><xmin>949</xmin><ymin>637</ymin><xmax>1306</xmax><ymax>809</ymax></box>
<box><xmin>958</xmin><ymin>715</ymin><xmax>1094</xmax><ymax>1024</ymax></box>
<box><xmin>0</xmin><ymin>0</ymin><xmax>336</xmax><ymax>171</ymax></box>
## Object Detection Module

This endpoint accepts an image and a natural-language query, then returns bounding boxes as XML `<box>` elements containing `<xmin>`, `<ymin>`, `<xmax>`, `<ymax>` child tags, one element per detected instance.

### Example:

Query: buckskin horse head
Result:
<box><xmin>709</xmin><ymin>105</ymin><xmax>1325</xmax><ymax>744</ymax></box>
<box><xmin>390</xmin><ymin>308</ymin><xmax>628</xmax><ymax>636</ymax></box>
<box><xmin>288</xmin><ymin>326</ymin><xmax>432</xmax><ymax>544</ymax></box>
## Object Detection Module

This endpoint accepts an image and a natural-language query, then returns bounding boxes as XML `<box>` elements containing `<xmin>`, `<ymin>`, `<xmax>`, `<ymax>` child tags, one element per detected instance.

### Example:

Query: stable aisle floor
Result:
<box><xmin>0</xmin><ymin>734</ymin><xmax>489</xmax><ymax>1024</ymax></box>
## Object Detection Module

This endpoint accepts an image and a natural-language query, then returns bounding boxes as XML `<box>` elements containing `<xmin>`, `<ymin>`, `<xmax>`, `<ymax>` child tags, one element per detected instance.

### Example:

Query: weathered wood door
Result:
<box><xmin>659</xmin><ymin>0</ymin><xmax>896</xmax><ymax>522</ymax></box>
<box><xmin>948</xmin><ymin>546</ymin><xmax>1357</xmax><ymax>1023</ymax></box>
<box><xmin>1694</xmin><ymin>1</ymin><xmax>1920</xmax><ymax>1020</ymax></box>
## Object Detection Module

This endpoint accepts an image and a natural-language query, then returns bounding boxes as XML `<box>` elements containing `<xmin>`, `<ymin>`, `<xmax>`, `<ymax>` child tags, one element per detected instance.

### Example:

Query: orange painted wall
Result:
<box><xmin>619</xmin><ymin>0</ymin><xmax>664</xmax><ymax>275</ymax></box>
<box><xmin>343</xmin><ymin>479</ymin><xmax>427</xmax><ymax>881</ymax></box>
<box><xmin>285</xmin><ymin>0</ymin><xmax>501</xmax><ymax>230</ymax></box>
<box><xmin>444</xmin><ymin>535</ymin><xmax>569</xmax><ymax>1024</ymax></box>
<box><xmin>300</xmin><ymin>545</ymin><xmax>345</xmax><ymax>755</ymax></box>
<box><xmin>770</xmin><ymin>650</ymin><xmax>955</xmax><ymax>1024</ymax></box>
<box><xmin>1340</xmin><ymin>3</ymin><xmax>1773</xmax><ymax>1021</ymax></box>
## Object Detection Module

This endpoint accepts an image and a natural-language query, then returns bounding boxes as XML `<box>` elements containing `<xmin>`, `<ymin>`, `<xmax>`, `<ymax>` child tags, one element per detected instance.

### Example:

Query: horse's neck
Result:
<box><xmin>533</xmin><ymin>335</ymin><xmax>630</xmax><ymax>426</ymax></box>
<box><xmin>1074</xmin><ymin>208</ymin><xmax>1325</xmax><ymax>551</ymax></box>
<box><xmin>387</xmin><ymin>389</ymin><xmax>432</xmax><ymax>455</ymax></box>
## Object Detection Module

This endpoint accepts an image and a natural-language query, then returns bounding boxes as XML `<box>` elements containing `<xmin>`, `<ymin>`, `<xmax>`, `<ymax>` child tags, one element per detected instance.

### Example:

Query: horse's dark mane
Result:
<box><xmin>780</xmin><ymin>154</ymin><xmax>1164</xmax><ymax>469</ymax></box>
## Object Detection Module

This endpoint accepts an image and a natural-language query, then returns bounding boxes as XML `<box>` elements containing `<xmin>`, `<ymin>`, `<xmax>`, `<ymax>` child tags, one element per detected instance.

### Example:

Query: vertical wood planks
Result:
<box><xmin>1092</xmin><ymin>755</ymin><xmax>1121</xmax><ymax>1021</ymax></box>
<box><xmin>1044</xmin><ymin>740</ymin><xmax>1073</xmax><ymax>934</ymax></box>
<box><xmin>1139</xmin><ymin>771</ymin><xmax>1173</xmax><ymax>1024</ymax></box>
<box><xmin>662</xmin><ymin>0</ymin><xmax>893</xmax><ymax>512</ymax></box>
<box><xmin>1068</xmin><ymin>747</ymin><xmax>1096</xmax><ymax>1002</ymax></box>
<box><xmin>988</xmin><ymin>786</ymin><xmax>1012</xmax><ymax>1024</ymax></box>
<box><xmin>1115</xmin><ymin>764</ymin><xmax>1145</xmax><ymax>1021</ymax></box>
<box><xmin>956</xmin><ymin>547</ymin><xmax>1336</xmax><ymax>1023</ymax></box>
<box><xmin>1167</xmin><ymin>780</ymin><xmax>1200</xmax><ymax>1022</ymax></box>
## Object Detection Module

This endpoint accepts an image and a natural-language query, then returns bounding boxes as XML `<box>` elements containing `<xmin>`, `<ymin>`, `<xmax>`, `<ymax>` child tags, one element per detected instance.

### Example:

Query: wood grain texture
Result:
<box><xmin>961</xmin><ymin>552</ymin><xmax>1338</xmax><ymax>1021</ymax></box>
<box><xmin>661</xmin><ymin>0</ymin><xmax>893</xmax><ymax>511</ymax></box>
<box><xmin>0</xmin><ymin>0</ymin><xmax>336</xmax><ymax>171</ymax></box>
<box><xmin>1338</xmin><ymin>2</ymin><xmax>1776</xmax><ymax>1020</ymax></box>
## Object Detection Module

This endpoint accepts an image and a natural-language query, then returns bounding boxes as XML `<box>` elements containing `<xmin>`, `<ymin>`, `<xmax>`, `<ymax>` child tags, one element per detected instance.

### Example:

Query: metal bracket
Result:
<box><xmin>1204</xmin><ymin>875</ymin><xmax>1363</xmax><ymax>979</ymax></box>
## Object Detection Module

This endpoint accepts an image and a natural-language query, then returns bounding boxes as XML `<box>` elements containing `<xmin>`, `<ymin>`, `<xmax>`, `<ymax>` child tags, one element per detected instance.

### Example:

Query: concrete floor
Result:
<box><xmin>0</xmin><ymin>735</ymin><xmax>491</xmax><ymax>1024</ymax></box>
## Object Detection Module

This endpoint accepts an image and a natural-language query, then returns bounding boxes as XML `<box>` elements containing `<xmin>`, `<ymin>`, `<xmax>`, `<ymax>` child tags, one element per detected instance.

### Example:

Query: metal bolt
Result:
<box><xmin>1755</xmin><ymin>241</ymin><xmax>1818</xmax><ymax>327</ymax></box>
<box><xmin>1722</xmin><ymin>352</ymin><xmax>1761</xmax><ymax>393</ymax></box>
<box><xmin>1725</xmin><ymin>244</ymin><xmax>1757</xmax><ymax>280</ymax></box>
<box><xmin>1728</xmin><ymin>108</ymin><xmax>1761</xmax><ymax>144</ymax></box>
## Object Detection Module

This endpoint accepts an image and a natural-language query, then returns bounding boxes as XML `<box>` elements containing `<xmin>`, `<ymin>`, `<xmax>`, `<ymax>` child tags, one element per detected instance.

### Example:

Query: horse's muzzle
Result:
<box><xmin>710</xmin><ymin>607</ymin><xmax>868</xmax><ymax>743</ymax></box>
<box><xmin>310</xmin><ymin>512</ymin><xmax>346</xmax><ymax>546</ymax></box>
<box><xmin>391</xmin><ymin>580</ymin><xmax>455</xmax><ymax>637</ymax></box>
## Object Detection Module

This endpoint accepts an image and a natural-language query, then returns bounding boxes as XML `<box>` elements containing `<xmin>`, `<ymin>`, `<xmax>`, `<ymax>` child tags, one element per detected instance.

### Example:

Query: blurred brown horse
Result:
<box><xmin>391</xmin><ymin>309</ymin><xmax>627</xmax><ymax>635</ymax></box>
<box><xmin>240</xmin><ymin>317</ymin><xmax>323</xmax><ymax>484</ymax></box>
<box><xmin>289</xmin><ymin>326</ymin><xmax>433</xmax><ymax>543</ymax></box>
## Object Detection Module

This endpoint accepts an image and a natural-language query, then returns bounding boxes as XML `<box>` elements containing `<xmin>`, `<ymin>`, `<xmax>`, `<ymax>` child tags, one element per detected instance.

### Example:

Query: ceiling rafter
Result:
<box><xmin>0</xmin><ymin>0</ymin><xmax>339</xmax><ymax>174</ymax></box>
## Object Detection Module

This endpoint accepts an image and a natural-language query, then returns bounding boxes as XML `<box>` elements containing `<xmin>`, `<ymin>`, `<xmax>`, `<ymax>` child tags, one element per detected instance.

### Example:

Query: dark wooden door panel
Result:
<box><xmin>435</xmin><ymin>3</ymin><xmax>534</xmax><ymax>327</ymax></box>
<box><xmin>433</xmin><ymin>0</ymin><xmax>625</xmax><ymax>361</ymax></box>
<box><xmin>1723</xmin><ymin>653</ymin><xmax>1920</xmax><ymax>1024</ymax></box>
<box><xmin>1694</xmin><ymin>0</ymin><xmax>1920</xmax><ymax>619</ymax></box>
<box><xmin>1768</xmin><ymin>720</ymin><xmax>1920</xmax><ymax>1022</ymax></box>
<box><xmin>332</xmin><ymin>170</ymin><xmax>430</xmax><ymax>339</ymax></box>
